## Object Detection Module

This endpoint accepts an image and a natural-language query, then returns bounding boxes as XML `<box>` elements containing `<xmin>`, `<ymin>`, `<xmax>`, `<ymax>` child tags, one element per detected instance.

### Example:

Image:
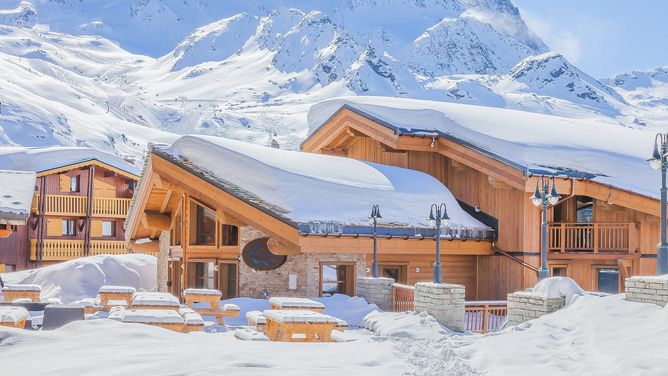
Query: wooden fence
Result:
<box><xmin>464</xmin><ymin>301</ymin><xmax>508</xmax><ymax>334</ymax></box>
<box><xmin>548</xmin><ymin>222</ymin><xmax>637</xmax><ymax>253</ymax></box>
<box><xmin>391</xmin><ymin>283</ymin><xmax>415</xmax><ymax>312</ymax></box>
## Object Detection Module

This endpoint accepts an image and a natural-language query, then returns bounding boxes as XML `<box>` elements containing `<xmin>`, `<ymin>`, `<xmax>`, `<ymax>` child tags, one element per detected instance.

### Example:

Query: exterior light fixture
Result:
<box><xmin>649</xmin><ymin>133</ymin><xmax>668</xmax><ymax>274</ymax></box>
<box><xmin>530</xmin><ymin>176</ymin><xmax>560</xmax><ymax>280</ymax></box>
<box><xmin>369</xmin><ymin>204</ymin><xmax>382</xmax><ymax>278</ymax></box>
<box><xmin>428</xmin><ymin>203</ymin><xmax>449</xmax><ymax>284</ymax></box>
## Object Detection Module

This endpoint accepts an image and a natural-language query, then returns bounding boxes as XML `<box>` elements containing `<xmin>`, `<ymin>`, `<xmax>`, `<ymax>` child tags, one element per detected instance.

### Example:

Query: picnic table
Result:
<box><xmin>263</xmin><ymin>310</ymin><xmax>338</xmax><ymax>342</ymax></box>
<box><xmin>182</xmin><ymin>289</ymin><xmax>239</xmax><ymax>325</ymax></box>
<box><xmin>98</xmin><ymin>286</ymin><xmax>136</xmax><ymax>309</ymax></box>
<box><xmin>2</xmin><ymin>284</ymin><xmax>41</xmax><ymax>303</ymax></box>
<box><xmin>268</xmin><ymin>297</ymin><xmax>325</xmax><ymax>313</ymax></box>
<box><xmin>110</xmin><ymin>306</ymin><xmax>204</xmax><ymax>333</ymax></box>
<box><xmin>132</xmin><ymin>292</ymin><xmax>181</xmax><ymax>311</ymax></box>
<box><xmin>0</xmin><ymin>306</ymin><xmax>29</xmax><ymax>329</ymax></box>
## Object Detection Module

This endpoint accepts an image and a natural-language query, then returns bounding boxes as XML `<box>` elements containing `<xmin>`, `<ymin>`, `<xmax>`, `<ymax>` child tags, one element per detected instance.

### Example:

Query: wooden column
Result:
<box><xmin>84</xmin><ymin>165</ymin><xmax>95</xmax><ymax>256</ymax></box>
<box><xmin>36</xmin><ymin>176</ymin><xmax>47</xmax><ymax>265</ymax></box>
<box><xmin>157</xmin><ymin>231</ymin><xmax>170</xmax><ymax>292</ymax></box>
<box><xmin>181</xmin><ymin>194</ymin><xmax>190</xmax><ymax>291</ymax></box>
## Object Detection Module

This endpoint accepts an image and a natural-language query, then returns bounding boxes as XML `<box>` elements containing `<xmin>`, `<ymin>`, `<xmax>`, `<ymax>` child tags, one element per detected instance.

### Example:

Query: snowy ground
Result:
<box><xmin>2</xmin><ymin>255</ymin><xmax>668</xmax><ymax>375</ymax></box>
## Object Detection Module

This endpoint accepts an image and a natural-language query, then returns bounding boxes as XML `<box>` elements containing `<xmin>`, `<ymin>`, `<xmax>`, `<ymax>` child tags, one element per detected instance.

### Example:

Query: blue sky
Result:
<box><xmin>513</xmin><ymin>0</ymin><xmax>668</xmax><ymax>79</ymax></box>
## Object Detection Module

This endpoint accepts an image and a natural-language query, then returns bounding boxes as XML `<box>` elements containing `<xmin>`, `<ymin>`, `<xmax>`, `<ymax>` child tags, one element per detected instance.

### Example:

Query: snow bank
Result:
<box><xmin>308</xmin><ymin>97</ymin><xmax>660</xmax><ymax>199</ymax></box>
<box><xmin>0</xmin><ymin>255</ymin><xmax>156</xmax><ymax>303</ymax></box>
<box><xmin>364</xmin><ymin>310</ymin><xmax>452</xmax><ymax>341</ymax></box>
<box><xmin>531</xmin><ymin>276</ymin><xmax>584</xmax><ymax>305</ymax></box>
<box><xmin>0</xmin><ymin>170</ymin><xmax>36</xmax><ymax>224</ymax></box>
<box><xmin>162</xmin><ymin>135</ymin><xmax>487</xmax><ymax>229</ymax></box>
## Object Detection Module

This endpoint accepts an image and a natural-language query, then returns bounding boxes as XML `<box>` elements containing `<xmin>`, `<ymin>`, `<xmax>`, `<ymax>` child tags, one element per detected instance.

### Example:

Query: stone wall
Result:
<box><xmin>414</xmin><ymin>282</ymin><xmax>465</xmax><ymax>332</ymax></box>
<box><xmin>625</xmin><ymin>276</ymin><xmax>668</xmax><ymax>307</ymax></box>
<box><xmin>506</xmin><ymin>291</ymin><xmax>565</xmax><ymax>326</ymax></box>
<box><xmin>156</xmin><ymin>231</ymin><xmax>169</xmax><ymax>292</ymax></box>
<box><xmin>356</xmin><ymin>277</ymin><xmax>394</xmax><ymax>311</ymax></box>
<box><xmin>238</xmin><ymin>226</ymin><xmax>366</xmax><ymax>298</ymax></box>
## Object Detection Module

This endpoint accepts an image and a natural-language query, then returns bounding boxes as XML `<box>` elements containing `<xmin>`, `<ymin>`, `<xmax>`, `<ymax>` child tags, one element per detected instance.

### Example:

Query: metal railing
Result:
<box><xmin>548</xmin><ymin>222</ymin><xmax>638</xmax><ymax>253</ymax></box>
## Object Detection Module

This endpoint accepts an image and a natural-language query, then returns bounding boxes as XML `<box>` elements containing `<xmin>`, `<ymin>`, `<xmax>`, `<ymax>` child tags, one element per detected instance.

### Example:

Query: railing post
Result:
<box><xmin>560</xmin><ymin>223</ymin><xmax>566</xmax><ymax>253</ymax></box>
<box><xmin>482</xmin><ymin>305</ymin><xmax>490</xmax><ymax>334</ymax></box>
<box><xmin>391</xmin><ymin>286</ymin><xmax>397</xmax><ymax>312</ymax></box>
<box><xmin>593</xmin><ymin>223</ymin><xmax>599</xmax><ymax>253</ymax></box>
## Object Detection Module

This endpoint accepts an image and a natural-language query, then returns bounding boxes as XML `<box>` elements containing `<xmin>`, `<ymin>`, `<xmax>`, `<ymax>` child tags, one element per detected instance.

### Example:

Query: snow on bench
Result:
<box><xmin>2</xmin><ymin>284</ymin><xmax>41</xmax><ymax>291</ymax></box>
<box><xmin>107</xmin><ymin>299</ymin><xmax>128</xmax><ymax>308</ymax></box>
<box><xmin>234</xmin><ymin>328</ymin><xmax>270</xmax><ymax>341</ymax></box>
<box><xmin>222</xmin><ymin>303</ymin><xmax>240</xmax><ymax>312</ymax></box>
<box><xmin>108</xmin><ymin>306</ymin><xmax>126</xmax><ymax>321</ymax></box>
<box><xmin>268</xmin><ymin>297</ymin><xmax>325</xmax><ymax>310</ymax></box>
<box><xmin>0</xmin><ymin>306</ymin><xmax>29</xmax><ymax>324</ymax></box>
<box><xmin>263</xmin><ymin>310</ymin><xmax>338</xmax><ymax>324</ymax></box>
<box><xmin>98</xmin><ymin>286</ymin><xmax>137</xmax><ymax>294</ymax></box>
<box><xmin>178</xmin><ymin>307</ymin><xmax>204</xmax><ymax>326</ymax></box>
<box><xmin>132</xmin><ymin>292</ymin><xmax>180</xmax><ymax>308</ymax></box>
<box><xmin>122</xmin><ymin>309</ymin><xmax>185</xmax><ymax>325</ymax></box>
<box><xmin>183</xmin><ymin>288</ymin><xmax>222</xmax><ymax>296</ymax></box>
<box><xmin>246</xmin><ymin>310</ymin><xmax>267</xmax><ymax>326</ymax></box>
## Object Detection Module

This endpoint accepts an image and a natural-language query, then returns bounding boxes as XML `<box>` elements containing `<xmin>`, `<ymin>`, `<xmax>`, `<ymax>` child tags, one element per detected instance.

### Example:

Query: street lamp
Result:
<box><xmin>429</xmin><ymin>203</ymin><xmax>450</xmax><ymax>284</ymax></box>
<box><xmin>530</xmin><ymin>176</ymin><xmax>560</xmax><ymax>280</ymax></box>
<box><xmin>648</xmin><ymin>133</ymin><xmax>668</xmax><ymax>275</ymax></box>
<box><xmin>369</xmin><ymin>204</ymin><xmax>382</xmax><ymax>278</ymax></box>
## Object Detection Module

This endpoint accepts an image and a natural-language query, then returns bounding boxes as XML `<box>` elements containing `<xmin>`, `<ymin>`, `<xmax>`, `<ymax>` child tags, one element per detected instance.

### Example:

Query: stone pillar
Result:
<box><xmin>414</xmin><ymin>282</ymin><xmax>465</xmax><ymax>332</ymax></box>
<box><xmin>625</xmin><ymin>276</ymin><xmax>668</xmax><ymax>307</ymax></box>
<box><xmin>356</xmin><ymin>277</ymin><xmax>394</xmax><ymax>311</ymax></box>
<box><xmin>506</xmin><ymin>291</ymin><xmax>565</xmax><ymax>326</ymax></box>
<box><xmin>157</xmin><ymin>231</ymin><xmax>170</xmax><ymax>292</ymax></box>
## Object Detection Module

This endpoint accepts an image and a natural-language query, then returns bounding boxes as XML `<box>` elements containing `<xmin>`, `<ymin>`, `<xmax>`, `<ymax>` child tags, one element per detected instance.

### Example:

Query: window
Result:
<box><xmin>320</xmin><ymin>263</ymin><xmax>355</xmax><ymax>296</ymax></box>
<box><xmin>62</xmin><ymin>219</ymin><xmax>76</xmax><ymax>236</ymax></box>
<box><xmin>218</xmin><ymin>262</ymin><xmax>238</xmax><ymax>299</ymax></box>
<box><xmin>380</xmin><ymin>264</ymin><xmax>408</xmax><ymax>284</ymax></box>
<box><xmin>597</xmin><ymin>268</ymin><xmax>620</xmax><ymax>294</ymax></box>
<box><xmin>576</xmin><ymin>196</ymin><xmax>594</xmax><ymax>223</ymax></box>
<box><xmin>551</xmin><ymin>267</ymin><xmax>568</xmax><ymax>277</ymax></box>
<box><xmin>220</xmin><ymin>224</ymin><xmax>239</xmax><ymax>246</ymax></box>
<box><xmin>102</xmin><ymin>221</ymin><xmax>114</xmax><ymax>237</ymax></box>
<box><xmin>193</xmin><ymin>204</ymin><xmax>216</xmax><ymax>246</ymax></box>
<box><xmin>70</xmin><ymin>175</ymin><xmax>80</xmax><ymax>192</ymax></box>
<box><xmin>188</xmin><ymin>262</ymin><xmax>216</xmax><ymax>289</ymax></box>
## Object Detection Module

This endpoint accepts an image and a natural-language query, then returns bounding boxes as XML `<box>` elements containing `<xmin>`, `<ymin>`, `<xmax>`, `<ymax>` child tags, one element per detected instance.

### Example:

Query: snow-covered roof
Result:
<box><xmin>306</xmin><ymin>97</ymin><xmax>661</xmax><ymax>200</ymax></box>
<box><xmin>0</xmin><ymin>169</ymin><xmax>36</xmax><ymax>224</ymax></box>
<box><xmin>159</xmin><ymin>135</ymin><xmax>488</xmax><ymax>231</ymax></box>
<box><xmin>0</xmin><ymin>146</ymin><xmax>140</xmax><ymax>176</ymax></box>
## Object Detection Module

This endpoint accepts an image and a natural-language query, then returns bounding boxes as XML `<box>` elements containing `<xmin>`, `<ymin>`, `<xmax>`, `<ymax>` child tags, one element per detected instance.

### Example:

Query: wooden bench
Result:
<box><xmin>192</xmin><ymin>304</ymin><xmax>240</xmax><ymax>325</ymax></box>
<box><xmin>263</xmin><ymin>310</ymin><xmax>338</xmax><ymax>342</ymax></box>
<box><xmin>98</xmin><ymin>286</ymin><xmax>136</xmax><ymax>309</ymax></box>
<box><xmin>2</xmin><ymin>284</ymin><xmax>42</xmax><ymax>303</ymax></box>
<box><xmin>246</xmin><ymin>310</ymin><xmax>267</xmax><ymax>333</ymax></box>
<box><xmin>114</xmin><ymin>308</ymin><xmax>204</xmax><ymax>333</ymax></box>
<box><xmin>268</xmin><ymin>297</ymin><xmax>325</xmax><ymax>313</ymax></box>
<box><xmin>183</xmin><ymin>288</ymin><xmax>221</xmax><ymax>310</ymax></box>
<box><xmin>0</xmin><ymin>306</ymin><xmax>29</xmax><ymax>329</ymax></box>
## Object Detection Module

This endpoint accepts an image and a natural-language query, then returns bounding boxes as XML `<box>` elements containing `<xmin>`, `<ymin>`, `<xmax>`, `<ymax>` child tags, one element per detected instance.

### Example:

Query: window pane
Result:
<box><xmin>221</xmin><ymin>225</ymin><xmax>239</xmax><ymax>246</ymax></box>
<box><xmin>70</xmin><ymin>176</ymin><xmax>79</xmax><ymax>192</ymax></box>
<box><xmin>102</xmin><ymin>221</ymin><xmax>114</xmax><ymax>237</ymax></box>
<box><xmin>196</xmin><ymin>205</ymin><xmax>216</xmax><ymax>245</ymax></box>
<box><xmin>321</xmin><ymin>264</ymin><xmax>349</xmax><ymax>296</ymax></box>
<box><xmin>597</xmin><ymin>269</ymin><xmax>619</xmax><ymax>294</ymax></box>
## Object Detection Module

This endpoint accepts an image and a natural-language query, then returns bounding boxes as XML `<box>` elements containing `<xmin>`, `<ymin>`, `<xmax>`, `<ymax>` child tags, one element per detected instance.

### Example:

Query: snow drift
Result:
<box><xmin>1</xmin><ymin>254</ymin><xmax>156</xmax><ymax>303</ymax></box>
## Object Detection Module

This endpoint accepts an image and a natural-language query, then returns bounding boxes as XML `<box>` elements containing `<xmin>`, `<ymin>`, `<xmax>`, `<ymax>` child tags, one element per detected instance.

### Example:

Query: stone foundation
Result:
<box><xmin>506</xmin><ymin>291</ymin><xmax>565</xmax><ymax>326</ymax></box>
<box><xmin>238</xmin><ymin>226</ymin><xmax>366</xmax><ymax>298</ymax></box>
<box><xmin>625</xmin><ymin>276</ymin><xmax>668</xmax><ymax>307</ymax></box>
<box><xmin>356</xmin><ymin>277</ymin><xmax>394</xmax><ymax>311</ymax></box>
<box><xmin>414</xmin><ymin>282</ymin><xmax>465</xmax><ymax>332</ymax></box>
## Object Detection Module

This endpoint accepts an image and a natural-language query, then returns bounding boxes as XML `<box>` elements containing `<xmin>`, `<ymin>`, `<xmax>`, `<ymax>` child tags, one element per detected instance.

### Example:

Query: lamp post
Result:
<box><xmin>369</xmin><ymin>204</ymin><xmax>382</xmax><ymax>278</ymax></box>
<box><xmin>648</xmin><ymin>133</ymin><xmax>668</xmax><ymax>275</ymax></box>
<box><xmin>530</xmin><ymin>176</ymin><xmax>560</xmax><ymax>280</ymax></box>
<box><xmin>429</xmin><ymin>203</ymin><xmax>450</xmax><ymax>284</ymax></box>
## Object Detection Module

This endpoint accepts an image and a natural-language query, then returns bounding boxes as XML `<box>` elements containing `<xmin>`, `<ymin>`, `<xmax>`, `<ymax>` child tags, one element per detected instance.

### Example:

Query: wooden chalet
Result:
<box><xmin>125</xmin><ymin>135</ymin><xmax>495</xmax><ymax>300</ymax></box>
<box><xmin>0</xmin><ymin>147</ymin><xmax>142</xmax><ymax>271</ymax></box>
<box><xmin>302</xmin><ymin>97</ymin><xmax>661</xmax><ymax>298</ymax></box>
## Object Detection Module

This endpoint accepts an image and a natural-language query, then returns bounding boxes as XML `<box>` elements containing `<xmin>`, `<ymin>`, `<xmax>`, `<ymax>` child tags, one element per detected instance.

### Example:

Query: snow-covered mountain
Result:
<box><xmin>0</xmin><ymin>0</ymin><xmax>664</xmax><ymax>157</ymax></box>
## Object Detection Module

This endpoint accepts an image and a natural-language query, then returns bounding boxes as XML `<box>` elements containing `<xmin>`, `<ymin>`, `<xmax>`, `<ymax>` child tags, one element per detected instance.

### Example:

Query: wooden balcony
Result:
<box><xmin>92</xmin><ymin>197</ymin><xmax>131</xmax><ymax>218</ymax></box>
<box><xmin>548</xmin><ymin>222</ymin><xmax>638</xmax><ymax>253</ymax></box>
<box><xmin>32</xmin><ymin>195</ymin><xmax>131</xmax><ymax>218</ymax></box>
<box><xmin>31</xmin><ymin>240</ymin><xmax>157</xmax><ymax>261</ymax></box>
<box><xmin>30</xmin><ymin>239</ymin><xmax>85</xmax><ymax>261</ymax></box>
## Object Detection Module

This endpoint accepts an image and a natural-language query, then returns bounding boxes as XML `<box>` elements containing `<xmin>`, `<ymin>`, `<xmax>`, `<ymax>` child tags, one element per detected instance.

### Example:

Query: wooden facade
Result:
<box><xmin>0</xmin><ymin>160</ymin><xmax>141</xmax><ymax>271</ymax></box>
<box><xmin>302</xmin><ymin>107</ymin><xmax>662</xmax><ymax>298</ymax></box>
<box><xmin>125</xmin><ymin>149</ymin><xmax>495</xmax><ymax>300</ymax></box>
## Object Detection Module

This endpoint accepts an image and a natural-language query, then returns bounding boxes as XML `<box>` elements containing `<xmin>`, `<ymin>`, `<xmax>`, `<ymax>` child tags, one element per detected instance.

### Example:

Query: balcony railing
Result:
<box><xmin>32</xmin><ymin>195</ymin><xmax>130</xmax><ymax>218</ymax></box>
<box><xmin>548</xmin><ymin>222</ymin><xmax>638</xmax><ymax>253</ymax></box>
<box><xmin>92</xmin><ymin>197</ymin><xmax>131</xmax><ymax>218</ymax></box>
<box><xmin>90</xmin><ymin>240</ymin><xmax>127</xmax><ymax>255</ymax></box>
<box><xmin>31</xmin><ymin>240</ymin><xmax>156</xmax><ymax>261</ymax></box>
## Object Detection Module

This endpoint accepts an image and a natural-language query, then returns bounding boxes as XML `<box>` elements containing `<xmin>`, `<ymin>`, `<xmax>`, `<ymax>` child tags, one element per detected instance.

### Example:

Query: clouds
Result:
<box><xmin>517</xmin><ymin>7</ymin><xmax>582</xmax><ymax>64</ymax></box>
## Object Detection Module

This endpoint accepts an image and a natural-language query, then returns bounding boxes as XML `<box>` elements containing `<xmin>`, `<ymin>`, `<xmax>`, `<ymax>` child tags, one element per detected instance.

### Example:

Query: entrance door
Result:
<box><xmin>218</xmin><ymin>261</ymin><xmax>239</xmax><ymax>299</ymax></box>
<box><xmin>168</xmin><ymin>259</ymin><xmax>183</xmax><ymax>299</ymax></box>
<box><xmin>380</xmin><ymin>264</ymin><xmax>408</xmax><ymax>284</ymax></box>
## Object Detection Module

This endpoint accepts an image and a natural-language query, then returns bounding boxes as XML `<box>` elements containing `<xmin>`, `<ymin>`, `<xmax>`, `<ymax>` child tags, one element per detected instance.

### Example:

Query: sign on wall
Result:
<box><xmin>242</xmin><ymin>237</ymin><xmax>287</xmax><ymax>271</ymax></box>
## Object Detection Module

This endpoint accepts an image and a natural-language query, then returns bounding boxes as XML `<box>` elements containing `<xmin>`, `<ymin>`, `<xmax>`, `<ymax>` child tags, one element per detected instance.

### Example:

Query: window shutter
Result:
<box><xmin>46</xmin><ymin>218</ymin><xmax>62</xmax><ymax>237</ymax></box>
<box><xmin>59</xmin><ymin>174</ymin><xmax>70</xmax><ymax>192</ymax></box>
<box><xmin>94</xmin><ymin>178</ymin><xmax>116</xmax><ymax>198</ymax></box>
<box><xmin>91</xmin><ymin>220</ymin><xmax>103</xmax><ymax>237</ymax></box>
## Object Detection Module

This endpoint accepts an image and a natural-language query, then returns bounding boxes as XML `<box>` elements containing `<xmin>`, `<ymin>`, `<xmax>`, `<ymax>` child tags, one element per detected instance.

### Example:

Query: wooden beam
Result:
<box><xmin>267</xmin><ymin>237</ymin><xmax>301</xmax><ymax>256</ymax></box>
<box><xmin>299</xmin><ymin>236</ymin><xmax>494</xmax><ymax>255</ymax></box>
<box><xmin>159</xmin><ymin>190</ymin><xmax>173</xmax><ymax>213</ymax></box>
<box><xmin>142</xmin><ymin>212</ymin><xmax>172</xmax><ymax>231</ymax></box>
<box><xmin>128</xmin><ymin>240</ymin><xmax>159</xmax><ymax>253</ymax></box>
<box><xmin>216</xmin><ymin>209</ymin><xmax>245</xmax><ymax>228</ymax></box>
